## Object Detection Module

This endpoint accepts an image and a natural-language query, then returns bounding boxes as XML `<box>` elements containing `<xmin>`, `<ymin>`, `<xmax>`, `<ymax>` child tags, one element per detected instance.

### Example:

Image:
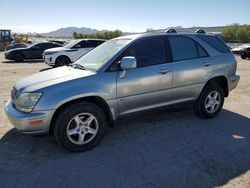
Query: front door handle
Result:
<box><xmin>203</xmin><ymin>62</ymin><xmax>212</xmax><ymax>67</ymax></box>
<box><xmin>158</xmin><ymin>69</ymin><xmax>170</xmax><ymax>74</ymax></box>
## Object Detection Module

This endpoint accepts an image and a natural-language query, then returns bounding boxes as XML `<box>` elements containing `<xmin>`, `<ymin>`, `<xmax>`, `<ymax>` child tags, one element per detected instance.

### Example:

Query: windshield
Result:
<box><xmin>74</xmin><ymin>39</ymin><xmax>132</xmax><ymax>70</ymax></box>
<box><xmin>64</xmin><ymin>40</ymin><xmax>81</xmax><ymax>48</ymax></box>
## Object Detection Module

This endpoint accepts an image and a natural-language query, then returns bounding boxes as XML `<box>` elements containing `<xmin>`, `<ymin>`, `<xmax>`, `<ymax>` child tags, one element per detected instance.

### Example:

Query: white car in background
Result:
<box><xmin>43</xmin><ymin>39</ymin><xmax>106</xmax><ymax>67</ymax></box>
<box><xmin>231</xmin><ymin>44</ymin><xmax>250</xmax><ymax>54</ymax></box>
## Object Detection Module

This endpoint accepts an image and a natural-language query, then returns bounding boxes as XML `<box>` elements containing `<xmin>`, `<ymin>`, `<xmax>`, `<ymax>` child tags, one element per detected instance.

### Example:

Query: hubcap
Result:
<box><xmin>66</xmin><ymin>113</ymin><xmax>99</xmax><ymax>145</ymax></box>
<box><xmin>205</xmin><ymin>91</ymin><xmax>221</xmax><ymax>113</ymax></box>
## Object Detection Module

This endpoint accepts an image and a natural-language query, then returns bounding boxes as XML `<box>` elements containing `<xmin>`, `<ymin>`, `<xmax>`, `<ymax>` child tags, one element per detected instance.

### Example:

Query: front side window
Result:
<box><xmin>169</xmin><ymin>36</ymin><xmax>199</xmax><ymax>61</ymax></box>
<box><xmin>122</xmin><ymin>37</ymin><xmax>166</xmax><ymax>68</ymax></box>
<box><xmin>32</xmin><ymin>43</ymin><xmax>43</xmax><ymax>50</ymax></box>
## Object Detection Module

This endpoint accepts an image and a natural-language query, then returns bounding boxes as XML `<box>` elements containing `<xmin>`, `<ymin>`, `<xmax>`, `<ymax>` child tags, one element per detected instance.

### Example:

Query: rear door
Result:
<box><xmin>168</xmin><ymin>35</ymin><xmax>212</xmax><ymax>103</ymax></box>
<box><xmin>116</xmin><ymin>36</ymin><xmax>173</xmax><ymax>115</ymax></box>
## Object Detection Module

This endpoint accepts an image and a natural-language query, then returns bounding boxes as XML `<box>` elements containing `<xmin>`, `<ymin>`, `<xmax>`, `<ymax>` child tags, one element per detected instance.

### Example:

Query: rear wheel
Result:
<box><xmin>54</xmin><ymin>102</ymin><xmax>107</xmax><ymax>152</ymax></box>
<box><xmin>55</xmin><ymin>56</ymin><xmax>71</xmax><ymax>67</ymax></box>
<box><xmin>14</xmin><ymin>53</ymin><xmax>24</xmax><ymax>62</ymax></box>
<box><xmin>194</xmin><ymin>84</ymin><xmax>224</xmax><ymax>118</ymax></box>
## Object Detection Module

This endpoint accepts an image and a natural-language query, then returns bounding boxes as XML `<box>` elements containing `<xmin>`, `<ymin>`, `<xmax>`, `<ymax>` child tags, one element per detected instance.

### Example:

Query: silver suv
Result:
<box><xmin>5</xmin><ymin>30</ymin><xmax>240</xmax><ymax>152</ymax></box>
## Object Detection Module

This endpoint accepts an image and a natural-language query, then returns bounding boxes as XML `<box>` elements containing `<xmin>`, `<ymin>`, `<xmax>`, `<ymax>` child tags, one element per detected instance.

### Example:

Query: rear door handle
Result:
<box><xmin>203</xmin><ymin>62</ymin><xmax>212</xmax><ymax>67</ymax></box>
<box><xmin>158</xmin><ymin>69</ymin><xmax>170</xmax><ymax>74</ymax></box>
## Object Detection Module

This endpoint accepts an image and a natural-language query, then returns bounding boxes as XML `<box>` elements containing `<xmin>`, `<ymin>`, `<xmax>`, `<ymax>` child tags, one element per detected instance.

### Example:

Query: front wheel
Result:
<box><xmin>55</xmin><ymin>56</ymin><xmax>71</xmax><ymax>67</ymax></box>
<box><xmin>14</xmin><ymin>53</ymin><xmax>24</xmax><ymax>62</ymax></box>
<box><xmin>194</xmin><ymin>84</ymin><xmax>224</xmax><ymax>118</ymax></box>
<box><xmin>54</xmin><ymin>102</ymin><xmax>107</xmax><ymax>152</ymax></box>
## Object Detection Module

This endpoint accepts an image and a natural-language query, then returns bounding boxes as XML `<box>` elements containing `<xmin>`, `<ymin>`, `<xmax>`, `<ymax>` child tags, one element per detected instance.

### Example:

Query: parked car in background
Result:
<box><xmin>5</xmin><ymin>43</ymin><xmax>27</xmax><ymax>51</ymax></box>
<box><xmin>232</xmin><ymin>44</ymin><xmax>250</xmax><ymax>54</ymax></box>
<box><xmin>43</xmin><ymin>39</ymin><xmax>105</xmax><ymax>67</ymax></box>
<box><xmin>240</xmin><ymin>47</ymin><xmax>250</xmax><ymax>59</ymax></box>
<box><xmin>5</xmin><ymin>31</ymin><xmax>240</xmax><ymax>152</ymax></box>
<box><xmin>4</xmin><ymin>42</ymin><xmax>62</xmax><ymax>62</ymax></box>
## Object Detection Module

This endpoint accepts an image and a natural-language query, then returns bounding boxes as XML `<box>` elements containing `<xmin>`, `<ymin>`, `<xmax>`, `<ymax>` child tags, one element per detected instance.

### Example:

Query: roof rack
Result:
<box><xmin>165</xmin><ymin>28</ymin><xmax>177</xmax><ymax>33</ymax></box>
<box><xmin>195</xmin><ymin>29</ymin><xmax>206</xmax><ymax>34</ymax></box>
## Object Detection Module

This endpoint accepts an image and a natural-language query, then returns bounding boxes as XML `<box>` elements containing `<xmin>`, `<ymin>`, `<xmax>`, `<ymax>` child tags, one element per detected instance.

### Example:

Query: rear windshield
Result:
<box><xmin>197</xmin><ymin>35</ymin><xmax>230</xmax><ymax>53</ymax></box>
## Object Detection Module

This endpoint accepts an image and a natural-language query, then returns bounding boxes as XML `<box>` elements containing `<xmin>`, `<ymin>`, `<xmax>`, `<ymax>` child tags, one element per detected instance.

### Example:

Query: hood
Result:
<box><xmin>7</xmin><ymin>47</ymin><xmax>27</xmax><ymax>53</ymax></box>
<box><xmin>15</xmin><ymin>66</ymin><xmax>95</xmax><ymax>92</ymax></box>
<box><xmin>44</xmin><ymin>47</ymin><xmax>69</xmax><ymax>52</ymax></box>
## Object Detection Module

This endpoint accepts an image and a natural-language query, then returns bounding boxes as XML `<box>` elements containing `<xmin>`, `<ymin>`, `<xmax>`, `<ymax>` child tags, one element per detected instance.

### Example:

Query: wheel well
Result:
<box><xmin>49</xmin><ymin>96</ymin><xmax>114</xmax><ymax>134</ymax></box>
<box><xmin>205</xmin><ymin>76</ymin><xmax>229</xmax><ymax>97</ymax></box>
<box><xmin>55</xmin><ymin>55</ymin><xmax>71</xmax><ymax>63</ymax></box>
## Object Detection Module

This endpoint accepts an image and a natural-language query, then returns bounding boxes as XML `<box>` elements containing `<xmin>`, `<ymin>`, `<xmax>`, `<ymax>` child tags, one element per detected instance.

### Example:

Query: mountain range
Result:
<box><xmin>42</xmin><ymin>26</ymin><xmax>225</xmax><ymax>37</ymax></box>
<box><xmin>42</xmin><ymin>27</ymin><xmax>106</xmax><ymax>37</ymax></box>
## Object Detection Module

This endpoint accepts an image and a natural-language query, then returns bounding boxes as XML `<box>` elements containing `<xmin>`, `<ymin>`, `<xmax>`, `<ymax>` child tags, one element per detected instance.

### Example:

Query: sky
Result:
<box><xmin>0</xmin><ymin>0</ymin><xmax>249</xmax><ymax>33</ymax></box>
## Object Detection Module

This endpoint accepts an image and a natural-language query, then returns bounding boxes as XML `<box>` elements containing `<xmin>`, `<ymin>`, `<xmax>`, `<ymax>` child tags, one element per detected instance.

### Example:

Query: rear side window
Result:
<box><xmin>169</xmin><ymin>36</ymin><xmax>199</xmax><ymax>61</ymax></box>
<box><xmin>197</xmin><ymin>43</ymin><xmax>208</xmax><ymax>57</ymax></box>
<box><xmin>197</xmin><ymin>35</ymin><xmax>230</xmax><ymax>53</ymax></box>
<box><xmin>122</xmin><ymin>37</ymin><xmax>166</xmax><ymax>68</ymax></box>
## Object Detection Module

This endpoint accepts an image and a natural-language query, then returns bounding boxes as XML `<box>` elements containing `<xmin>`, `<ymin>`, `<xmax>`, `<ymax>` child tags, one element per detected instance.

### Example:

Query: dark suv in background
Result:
<box><xmin>4</xmin><ymin>42</ymin><xmax>62</xmax><ymax>62</ymax></box>
<box><xmin>241</xmin><ymin>47</ymin><xmax>250</xmax><ymax>59</ymax></box>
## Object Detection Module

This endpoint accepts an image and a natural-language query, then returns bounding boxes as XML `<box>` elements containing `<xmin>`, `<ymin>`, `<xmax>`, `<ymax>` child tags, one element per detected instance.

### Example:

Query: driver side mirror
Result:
<box><xmin>120</xmin><ymin>56</ymin><xmax>137</xmax><ymax>70</ymax></box>
<box><xmin>119</xmin><ymin>56</ymin><xmax>137</xmax><ymax>78</ymax></box>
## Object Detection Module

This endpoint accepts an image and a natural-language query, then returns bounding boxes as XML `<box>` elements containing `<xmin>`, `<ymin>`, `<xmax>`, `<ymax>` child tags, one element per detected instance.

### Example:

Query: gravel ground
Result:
<box><xmin>0</xmin><ymin>52</ymin><xmax>250</xmax><ymax>188</ymax></box>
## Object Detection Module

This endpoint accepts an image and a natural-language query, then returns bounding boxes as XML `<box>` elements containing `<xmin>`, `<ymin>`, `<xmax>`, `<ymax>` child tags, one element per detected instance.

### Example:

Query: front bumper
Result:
<box><xmin>4</xmin><ymin>100</ymin><xmax>54</xmax><ymax>134</ymax></box>
<box><xmin>228</xmin><ymin>74</ymin><xmax>240</xmax><ymax>91</ymax></box>
<box><xmin>44</xmin><ymin>55</ymin><xmax>55</xmax><ymax>66</ymax></box>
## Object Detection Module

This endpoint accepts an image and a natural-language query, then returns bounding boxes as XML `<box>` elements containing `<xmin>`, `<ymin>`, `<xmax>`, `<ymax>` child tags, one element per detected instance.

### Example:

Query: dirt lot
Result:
<box><xmin>0</xmin><ymin>52</ymin><xmax>250</xmax><ymax>188</ymax></box>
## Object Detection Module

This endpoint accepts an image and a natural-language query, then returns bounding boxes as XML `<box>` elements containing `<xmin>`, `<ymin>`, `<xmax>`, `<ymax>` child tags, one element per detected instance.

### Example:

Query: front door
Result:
<box><xmin>116</xmin><ymin>36</ymin><xmax>173</xmax><ymax>116</ymax></box>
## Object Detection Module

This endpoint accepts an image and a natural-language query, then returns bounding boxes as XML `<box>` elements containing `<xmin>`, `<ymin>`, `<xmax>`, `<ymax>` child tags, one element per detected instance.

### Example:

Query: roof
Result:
<box><xmin>114</xmin><ymin>30</ymin><xmax>217</xmax><ymax>41</ymax></box>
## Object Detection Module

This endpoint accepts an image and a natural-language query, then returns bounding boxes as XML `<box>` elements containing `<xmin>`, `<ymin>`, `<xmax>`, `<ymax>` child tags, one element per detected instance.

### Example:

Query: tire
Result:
<box><xmin>14</xmin><ymin>53</ymin><xmax>24</xmax><ymax>62</ymax></box>
<box><xmin>55</xmin><ymin>56</ymin><xmax>71</xmax><ymax>67</ymax></box>
<box><xmin>54</xmin><ymin>102</ymin><xmax>107</xmax><ymax>152</ymax></box>
<box><xmin>194</xmin><ymin>84</ymin><xmax>224</xmax><ymax>119</ymax></box>
<box><xmin>241</xmin><ymin>55</ymin><xmax>247</xmax><ymax>59</ymax></box>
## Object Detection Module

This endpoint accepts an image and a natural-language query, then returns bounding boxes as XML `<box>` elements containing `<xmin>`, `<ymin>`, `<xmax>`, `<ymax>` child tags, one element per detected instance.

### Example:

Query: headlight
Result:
<box><xmin>15</xmin><ymin>92</ymin><xmax>42</xmax><ymax>112</ymax></box>
<box><xmin>44</xmin><ymin>51</ymin><xmax>57</xmax><ymax>56</ymax></box>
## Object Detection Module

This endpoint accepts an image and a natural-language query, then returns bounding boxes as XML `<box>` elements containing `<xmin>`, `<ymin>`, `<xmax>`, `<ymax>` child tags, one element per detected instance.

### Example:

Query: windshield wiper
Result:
<box><xmin>69</xmin><ymin>63</ymin><xmax>85</xmax><ymax>70</ymax></box>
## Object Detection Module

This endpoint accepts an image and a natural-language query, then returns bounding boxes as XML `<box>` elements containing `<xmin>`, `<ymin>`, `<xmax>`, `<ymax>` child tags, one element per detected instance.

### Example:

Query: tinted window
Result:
<box><xmin>197</xmin><ymin>35</ymin><xmax>230</xmax><ymax>53</ymax></box>
<box><xmin>41</xmin><ymin>43</ymin><xmax>51</xmax><ymax>49</ymax></box>
<box><xmin>169</xmin><ymin>36</ymin><xmax>198</xmax><ymax>61</ymax></box>
<box><xmin>51</xmin><ymin>43</ymin><xmax>61</xmax><ymax>48</ymax></box>
<box><xmin>86</xmin><ymin>41</ymin><xmax>98</xmax><ymax>48</ymax></box>
<box><xmin>73</xmin><ymin>41</ymin><xmax>86</xmax><ymax>48</ymax></box>
<box><xmin>197</xmin><ymin>43</ymin><xmax>209</xmax><ymax>57</ymax></box>
<box><xmin>33</xmin><ymin>43</ymin><xmax>43</xmax><ymax>50</ymax></box>
<box><xmin>122</xmin><ymin>37</ymin><xmax>166</xmax><ymax>68</ymax></box>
